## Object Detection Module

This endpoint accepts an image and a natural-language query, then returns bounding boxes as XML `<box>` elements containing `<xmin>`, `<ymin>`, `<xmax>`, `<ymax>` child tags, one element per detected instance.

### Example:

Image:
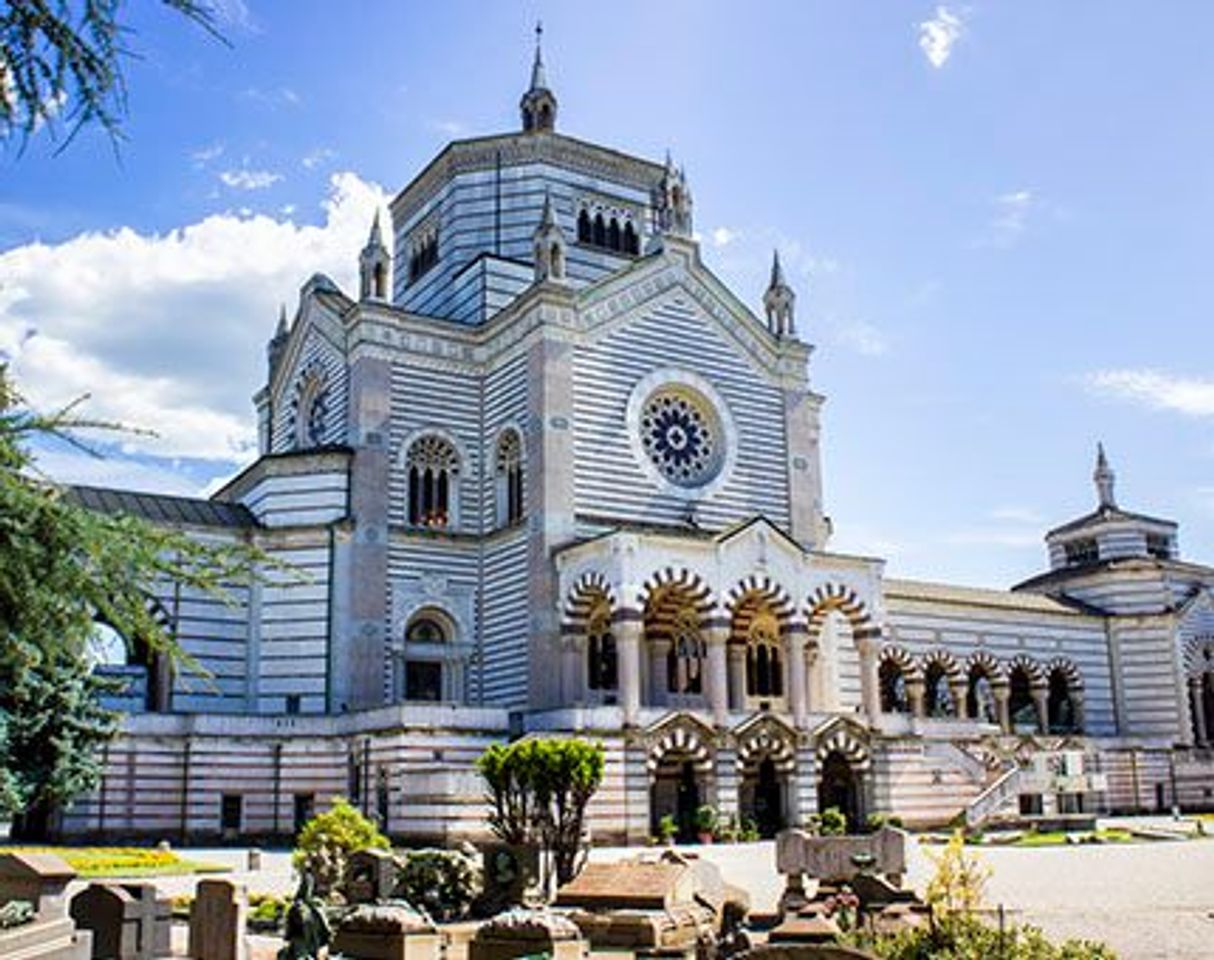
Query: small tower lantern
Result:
<box><xmin>763</xmin><ymin>250</ymin><xmax>796</xmax><ymax>337</ymax></box>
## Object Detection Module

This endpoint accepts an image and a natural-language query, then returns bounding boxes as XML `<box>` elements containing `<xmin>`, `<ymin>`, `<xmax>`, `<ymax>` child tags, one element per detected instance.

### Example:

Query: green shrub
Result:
<box><xmin>864</xmin><ymin>813</ymin><xmax>904</xmax><ymax>834</ymax></box>
<box><xmin>657</xmin><ymin>814</ymin><xmax>677</xmax><ymax>843</ymax></box>
<box><xmin>247</xmin><ymin>893</ymin><xmax>287</xmax><ymax>931</ymax></box>
<box><xmin>739</xmin><ymin>817</ymin><xmax>760</xmax><ymax>842</ymax></box>
<box><xmin>861</xmin><ymin>911</ymin><xmax>1116</xmax><ymax>959</ymax></box>
<box><xmin>396</xmin><ymin>848</ymin><xmax>481</xmax><ymax>921</ymax></box>
<box><xmin>819</xmin><ymin>806</ymin><xmax>847</xmax><ymax>836</ymax></box>
<box><xmin>292</xmin><ymin>797</ymin><xmax>389</xmax><ymax>897</ymax></box>
<box><xmin>694</xmin><ymin>804</ymin><xmax>718</xmax><ymax>834</ymax></box>
<box><xmin>0</xmin><ymin>900</ymin><xmax>34</xmax><ymax>929</ymax></box>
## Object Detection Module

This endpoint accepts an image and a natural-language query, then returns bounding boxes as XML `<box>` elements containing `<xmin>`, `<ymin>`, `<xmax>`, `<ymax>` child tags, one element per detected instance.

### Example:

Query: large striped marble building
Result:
<box><xmin>64</xmin><ymin>42</ymin><xmax>1214</xmax><ymax>843</ymax></box>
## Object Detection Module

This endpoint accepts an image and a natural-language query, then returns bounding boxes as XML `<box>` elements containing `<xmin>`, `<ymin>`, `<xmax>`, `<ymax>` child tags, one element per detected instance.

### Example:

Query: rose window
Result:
<box><xmin>640</xmin><ymin>389</ymin><xmax>722</xmax><ymax>486</ymax></box>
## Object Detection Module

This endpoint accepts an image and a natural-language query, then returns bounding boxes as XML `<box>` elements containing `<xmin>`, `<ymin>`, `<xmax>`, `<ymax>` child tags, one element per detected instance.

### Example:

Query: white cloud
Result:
<box><xmin>977</xmin><ymin>188</ymin><xmax>1036</xmax><ymax>248</ymax></box>
<box><xmin>218</xmin><ymin>168</ymin><xmax>283</xmax><ymax>190</ymax></box>
<box><xmin>711</xmin><ymin>227</ymin><xmax>739</xmax><ymax>248</ymax></box>
<box><xmin>832</xmin><ymin>319</ymin><xmax>890</xmax><ymax>356</ymax></box>
<box><xmin>1084</xmin><ymin>369</ymin><xmax>1214</xmax><ymax>417</ymax></box>
<box><xmin>918</xmin><ymin>6</ymin><xmax>965</xmax><ymax>69</ymax></box>
<box><xmin>431</xmin><ymin>120</ymin><xmax>467</xmax><ymax>137</ymax></box>
<box><xmin>32</xmin><ymin>445</ymin><xmax>205</xmax><ymax>497</ymax></box>
<box><xmin>301</xmin><ymin>147</ymin><xmax>337</xmax><ymax>171</ymax></box>
<box><xmin>0</xmin><ymin>172</ymin><xmax>388</xmax><ymax>462</ymax></box>
<box><xmin>239</xmin><ymin>87</ymin><xmax>301</xmax><ymax>108</ymax></box>
<box><xmin>190</xmin><ymin>142</ymin><xmax>224</xmax><ymax>167</ymax></box>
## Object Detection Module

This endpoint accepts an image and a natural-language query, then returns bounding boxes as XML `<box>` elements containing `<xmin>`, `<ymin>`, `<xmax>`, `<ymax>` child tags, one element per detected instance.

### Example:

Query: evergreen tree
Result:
<box><xmin>0</xmin><ymin>366</ymin><xmax>270</xmax><ymax>838</ymax></box>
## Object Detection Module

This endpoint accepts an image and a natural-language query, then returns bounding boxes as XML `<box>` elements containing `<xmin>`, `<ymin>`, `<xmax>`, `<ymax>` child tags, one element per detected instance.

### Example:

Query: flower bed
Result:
<box><xmin>0</xmin><ymin>846</ymin><xmax>228</xmax><ymax>878</ymax></box>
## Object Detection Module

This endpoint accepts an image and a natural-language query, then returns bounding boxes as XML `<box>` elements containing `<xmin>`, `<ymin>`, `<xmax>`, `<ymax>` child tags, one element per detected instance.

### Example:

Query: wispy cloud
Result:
<box><xmin>239</xmin><ymin>86</ymin><xmax>301</xmax><ymax>108</ymax></box>
<box><xmin>431</xmin><ymin>119</ymin><xmax>467</xmax><ymax>137</ymax></box>
<box><xmin>1084</xmin><ymin>369</ymin><xmax>1214</xmax><ymax>417</ymax></box>
<box><xmin>918</xmin><ymin>6</ymin><xmax>966</xmax><ymax>69</ymax></box>
<box><xmin>980</xmin><ymin>188</ymin><xmax>1035</xmax><ymax>248</ymax></box>
<box><xmin>941</xmin><ymin>505</ymin><xmax>1045</xmax><ymax>549</ymax></box>
<box><xmin>219</xmin><ymin>168</ymin><xmax>283</xmax><ymax>190</ymax></box>
<box><xmin>209</xmin><ymin>0</ymin><xmax>259</xmax><ymax>33</ymax></box>
<box><xmin>711</xmin><ymin>226</ymin><xmax>738</xmax><ymax>248</ymax></box>
<box><xmin>190</xmin><ymin>142</ymin><xmax>224</xmax><ymax>167</ymax></box>
<box><xmin>831</xmin><ymin>319</ymin><xmax>890</xmax><ymax>357</ymax></box>
<box><xmin>301</xmin><ymin>147</ymin><xmax>337</xmax><ymax>171</ymax></box>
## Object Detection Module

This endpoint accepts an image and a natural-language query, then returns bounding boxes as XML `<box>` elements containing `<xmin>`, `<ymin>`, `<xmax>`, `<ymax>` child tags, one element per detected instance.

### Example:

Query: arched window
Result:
<box><xmin>577</xmin><ymin>209</ymin><xmax>592</xmax><ymax>243</ymax></box>
<box><xmin>745</xmin><ymin>612</ymin><xmax>783</xmax><ymax>698</ymax></box>
<box><xmin>924</xmin><ymin>662</ymin><xmax>955</xmax><ymax>718</ymax></box>
<box><xmin>406</xmin><ymin>435</ymin><xmax>459</xmax><ymax>529</ymax></box>
<box><xmin>966</xmin><ymin>667</ymin><xmax>998</xmax><ymax>724</ymax></box>
<box><xmin>1008</xmin><ymin>665</ymin><xmax>1037</xmax><ymax>732</ymax></box>
<box><xmin>879</xmin><ymin>659</ymin><xmax>909</xmax><ymax>713</ymax></box>
<box><xmin>87</xmin><ymin>620</ymin><xmax>168</xmax><ymax>713</ymax></box>
<box><xmin>1047</xmin><ymin>667</ymin><xmax>1079</xmax><ymax>733</ymax></box>
<box><xmin>623</xmin><ymin>221</ymin><xmax>639</xmax><ymax>255</ymax></box>
<box><xmin>403</xmin><ymin>616</ymin><xmax>447</xmax><ymax>702</ymax></box>
<box><xmin>88</xmin><ymin>621</ymin><xmax>129</xmax><ymax>667</ymax></box>
<box><xmin>592</xmin><ymin>213</ymin><xmax>606</xmax><ymax>247</ymax></box>
<box><xmin>549</xmin><ymin>243</ymin><xmax>563</xmax><ymax>280</ymax></box>
<box><xmin>667</xmin><ymin>609</ymin><xmax>704</xmax><ymax>696</ymax></box>
<box><xmin>495</xmin><ymin>429</ymin><xmax>524</xmax><ymax>527</ymax></box>
<box><xmin>293</xmin><ymin>366</ymin><xmax>329</xmax><ymax>449</ymax></box>
<box><xmin>586</xmin><ymin>602</ymin><xmax>617</xmax><ymax>692</ymax></box>
<box><xmin>372</xmin><ymin>262</ymin><xmax>386</xmax><ymax>299</ymax></box>
<box><xmin>607</xmin><ymin>218</ymin><xmax>621</xmax><ymax>251</ymax></box>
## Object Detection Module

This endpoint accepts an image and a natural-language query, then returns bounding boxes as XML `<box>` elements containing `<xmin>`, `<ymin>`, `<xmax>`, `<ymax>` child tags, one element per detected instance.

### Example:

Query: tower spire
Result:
<box><xmin>359</xmin><ymin>209</ymin><xmax>390</xmax><ymax>301</ymax></box>
<box><xmin>520</xmin><ymin>21</ymin><xmax>557</xmax><ymax>133</ymax></box>
<box><xmin>533</xmin><ymin>189</ymin><xmax>567</xmax><ymax>284</ymax></box>
<box><xmin>1094</xmin><ymin>442</ymin><xmax>1116</xmax><ymax>509</ymax></box>
<box><xmin>763</xmin><ymin>249</ymin><xmax>796</xmax><ymax>337</ymax></box>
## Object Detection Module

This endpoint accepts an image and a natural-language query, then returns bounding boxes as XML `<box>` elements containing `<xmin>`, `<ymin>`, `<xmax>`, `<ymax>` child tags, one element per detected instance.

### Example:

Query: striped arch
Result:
<box><xmin>814</xmin><ymin>725</ymin><xmax>870</xmax><ymax>771</ymax></box>
<box><xmin>1008</xmin><ymin>654</ymin><xmax>1046</xmax><ymax>688</ymax></box>
<box><xmin>1045</xmin><ymin>656</ymin><xmax>1084</xmax><ymax>691</ymax></box>
<box><xmin>879</xmin><ymin>644</ymin><xmax>922</xmax><ymax>681</ymax></box>
<box><xmin>1182</xmin><ymin>637</ymin><xmax>1214</xmax><ymax>677</ymax></box>
<box><xmin>563</xmin><ymin>570</ymin><xmax>618</xmax><ymax>628</ymax></box>
<box><xmin>725</xmin><ymin>575</ymin><xmax>794</xmax><ymax>625</ymax></box>
<box><xmin>966</xmin><ymin>650</ymin><xmax>1006</xmax><ymax>685</ymax></box>
<box><xmin>921</xmin><ymin>648</ymin><xmax>962</xmax><ymax>680</ymax></box>
<box><xmin>638</xmin><ymin>566</ymin><xmax>716</xmax><ymax>616</ymax></box>
<box><xmin>646</xmin><ymin>720</ymin><xmax>714</xmax><ymax>775</ymax></box>
<box><xmin>735</xmin><ymin>718</ymin><xmax>798</xmax><ymax>775</ymax></box>
<box><xmin>805</xmin><ymin>583</ymin><xmax>875</xmax><ymax>639</ymax></box>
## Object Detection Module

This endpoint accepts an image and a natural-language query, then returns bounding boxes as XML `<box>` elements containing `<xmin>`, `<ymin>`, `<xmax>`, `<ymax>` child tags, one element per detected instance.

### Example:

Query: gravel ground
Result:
<box><xmin>115</xmin><ymin>819</ymin><xmax>1214</xmax><ymax>960</ymax></box>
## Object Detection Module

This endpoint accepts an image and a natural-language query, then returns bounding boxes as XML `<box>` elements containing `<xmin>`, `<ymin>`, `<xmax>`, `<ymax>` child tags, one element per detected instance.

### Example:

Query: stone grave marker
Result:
<box><xmin>345</xmin><ymin>849</ymin><xmax>400</xmax><ymax>904</ymax></box>
<box><xmin>332</xmin><ymin>902</ymin><xmax>440</xmax><ymax>960</ymax></box>
<box><xmin>0</xmin><ymin>852</ymin><xmax>91</xmax><ymax>960</ymax></box>
<box><xmin>188</xmin><ymin>878</ymin><xmax>247</xmax><ymax>960</ymax></box>
<box><xmin>70</xmin><ymin>882</ymin><xmax>171</xmax><ymax>960</ymax></box>
<box><xmin>469</xmin><ymin>908</ymin><xmax>587</xmax><ymax>960</ymax></box>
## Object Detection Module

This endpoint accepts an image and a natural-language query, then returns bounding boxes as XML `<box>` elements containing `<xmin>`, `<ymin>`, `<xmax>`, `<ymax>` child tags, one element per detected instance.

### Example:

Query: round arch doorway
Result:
<box><xmin>817</xmin><ymin>750</ymin><xmax>863</xmax><ymax>829</ymax></box>
<box><xmin>651</xmin><ymin>757</ymin><xmax>708</xmax><ymax>843</ymax></box>
<box><xmin>739</xmin><ymin>756</ymin><xmax>786</xmax><ymax>838</ymax></box>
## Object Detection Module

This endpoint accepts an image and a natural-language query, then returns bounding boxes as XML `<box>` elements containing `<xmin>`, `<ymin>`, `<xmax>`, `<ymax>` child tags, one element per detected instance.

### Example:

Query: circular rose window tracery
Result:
<box><xmin>639</xmin><ymin>388</ymin><xmax>723</xmax><ymax>487</ymax></box>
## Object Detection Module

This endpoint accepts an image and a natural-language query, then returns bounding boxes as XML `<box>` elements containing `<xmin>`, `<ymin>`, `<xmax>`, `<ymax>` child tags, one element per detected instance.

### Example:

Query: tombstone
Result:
<box><xmin>775</xmin><ymin>827</ymin><xmax>908</xmax><ymax>915</ymax></box>
<box><xmin>469</xmin><ymin>908</ymin><xmax>587</xmax><ymax>960</ymax></box>
<box><xmin>479</xmin><ymin>844</ymin><xmax>540</xmax><ymax>912</ymax></box>
<box><xmin>0</xmin><ymin>852</ymin><xmax>91</xmax><ymax>960</ymax></box>
<box><xmin>332</xmin><ymin>903</ymin><xmax>440</xmax><ymax>960</ymax></box>
<box><xmin>345</xmin><ymin>849</ymin><xmax>400</xmax><ymax>905</ymax></box>
<box><xmin>739</xmin><ymin>946</ymin><xmax>879</xmax><ymax>960</ymax></box>
<box><xmin>70</xmin><ymin>883</ymin><xmax>171</xmax><ymax>960</ymax></box>
<box><xmin>0</xmin><ymin>851</ymin><xmax>76</xmax><ymax>921</ymax></box>
<box><xmin>188</xmin><ymin>879</ymin><xmax>247</xmax><ymax>960</ymax></box>
<box><xmin>554</xmin><ymin>852</ymin><xmax>732</xmax><ymax>951</ymax></box>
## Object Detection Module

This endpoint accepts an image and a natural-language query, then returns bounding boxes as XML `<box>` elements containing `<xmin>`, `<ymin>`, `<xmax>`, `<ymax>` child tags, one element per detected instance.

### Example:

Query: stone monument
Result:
<box><xmin>188</xmin><ymin>878</ymin><xmax>247</xmax><ymax>960</ymax></box>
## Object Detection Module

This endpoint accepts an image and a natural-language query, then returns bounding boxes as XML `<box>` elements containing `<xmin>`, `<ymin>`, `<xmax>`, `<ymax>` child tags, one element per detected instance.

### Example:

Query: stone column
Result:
<box><xmin>950</xmin><ymin>678</ymin><xmax>969</xmax><ymax>720</ymax></box>
<box><xmin>616</xmin><ymin>615</ymin><xmax>643</xmax><ymax>725</ymax></box>
<box><xmin>561</xmin><ymin>632</ymin><xmax>583</xmax><ymax>705</ymax></box>
<box><xmin>993</xmin><ymin>683</ymin><xmax>1011</xmax><ymax>733</ymax></box>
<box><xmin>1189</xmin><ymin>677</ymin><xmax>1207</xmax><ymax>746</ymax></box>
<box><xmin>727</xmin><ymin>645</ymin><xmax>747</xmax><ymax>711</ymax></box>
<box><xmin>1072</xmin><ymin>691</ymin><xmax>1086</xmax><ymax>734</ymax></box>
<box><xmin>1031</xmin><ymin>686</ymin><xmax>1049</xmax><ymax>734</ymax></box>
<box><xmin>786</xmin><ymin>628</ymin><xmax>808</xmax><ymax>729</ymax></box>
<box><xmin>856</xmin><ymin>631</ymin><xmax>882</xmax><ymax>722</ymax></box>
<box><xmin>706</xmin><ymin>622</ymin><xmax>730</xmax><ymax>727</ymax></box>
<box><xmin>905</xmin><ymin>677</ymin><xmax>926</xmax><ymax>719</ymax></box>
<box><xmin>650</xmin><ymin>639</ymin><xmax>671</xmax><ymax>708</ymax></box>
<box><xmin>804</xmin><ymin>642</ymin><xmax>820</xmax><ymax>712</ymax></box>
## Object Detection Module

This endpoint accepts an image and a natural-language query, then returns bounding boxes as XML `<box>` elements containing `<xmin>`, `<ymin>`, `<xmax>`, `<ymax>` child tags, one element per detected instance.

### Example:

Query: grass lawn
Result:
<box><xmin>1012</xmin><ymin>828</ymin><xmax>1134</xmax><ymax>847</ymax></box>
<box><xmin>0</xmin><ymin>846</ymin><xmax>229</xmax><ymax>878</ymax></box>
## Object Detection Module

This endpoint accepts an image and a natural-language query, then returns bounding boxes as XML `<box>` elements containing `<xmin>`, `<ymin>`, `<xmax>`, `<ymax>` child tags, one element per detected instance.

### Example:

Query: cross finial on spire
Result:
<box><xmin>530</xmin><ymin>20</ymin><xmax>547</xmax><ymax>91</ymax></box>
<box><xmin>1094</xmin><ymin>441</ymin><xmax>1116</xmax><ymax>509</ymax></box>
<box><xmin>521</xmin><ymin>21</ymin><xmax>556</xmax><ymax>131</ymax></box>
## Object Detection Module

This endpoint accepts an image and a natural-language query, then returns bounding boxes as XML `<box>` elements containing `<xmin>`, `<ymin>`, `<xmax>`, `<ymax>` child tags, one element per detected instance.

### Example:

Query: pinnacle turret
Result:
<box><xmin>520</xmin><ymin>22</ymin><xmax>557</xmax><ymax>133</ymax></box>
<box><xmin>359</xmin><ymin>210</ymin><xmax>390</xmax><ymax>301</ymax></box>
<box><xmin>763</xmin><ymin>249</ymin><xmax>796</xmax><ymax>337</ymax></box>
<box><xmin>1094</xmin><ymin>442</ymin><xmax>1116</xmax><ymax>509</ymax></box>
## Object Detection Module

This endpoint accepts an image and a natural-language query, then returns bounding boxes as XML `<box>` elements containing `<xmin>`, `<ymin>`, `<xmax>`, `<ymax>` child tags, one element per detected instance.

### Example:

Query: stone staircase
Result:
<box><xmin>964</xmin><ymin>763</ymin><xmax>1021</xmax><ymax>828</ymax></box>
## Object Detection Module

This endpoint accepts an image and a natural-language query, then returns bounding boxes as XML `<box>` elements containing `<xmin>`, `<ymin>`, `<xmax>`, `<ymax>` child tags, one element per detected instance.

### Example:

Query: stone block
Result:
<box><xmin>775</xmin><ymin>827</ymin><xmax>908</xmax><ymax>886</ymax></box>
<box><xmin>346</xmin><ymin>849</ymin><xmax>401</xmax><ymax>904</ymax></box>
<box><xmin>333</xmin><ymin>903</ymin><xmax>440</xmax><ymax>960</ymax></box>
<box><xmin>0</xmin><ymin>852</ymin><xmax>76</xmax><ymax>921</ymax></box>
<box><xmin>469</xmin><ymin>908</ymin><xmax>586</xmax><ymax>960</ymax></box>
<box><xmin>188</xmin><ymin>879</ymin><xmax>246</xmax><ymax>960</ymax></box>
<box><xmin>70</xmin><ymin>882</ymin><xmax>171</xmax><ymax>960</ymax></box>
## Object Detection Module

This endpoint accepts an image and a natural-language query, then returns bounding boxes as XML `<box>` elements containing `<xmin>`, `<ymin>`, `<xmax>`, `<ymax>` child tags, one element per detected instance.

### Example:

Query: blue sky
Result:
<box><xmin>3</xmin><ymin>1</ymin><xmax>1213</xmax><ymax>588</ymax></box>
